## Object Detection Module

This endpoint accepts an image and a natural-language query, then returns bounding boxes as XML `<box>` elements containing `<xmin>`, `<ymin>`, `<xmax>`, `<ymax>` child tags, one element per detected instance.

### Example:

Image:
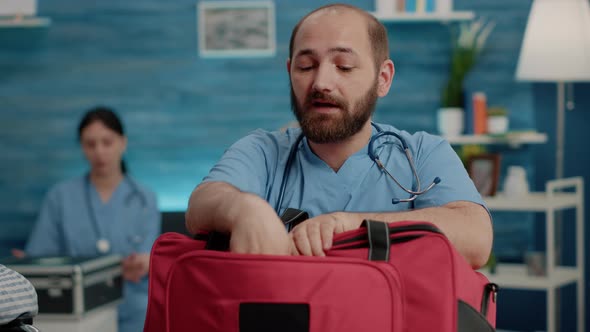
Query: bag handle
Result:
<box><xmin>361</xmin><ymin>220</ymin><xmax>391</xmax><ymax>261</ymax></box>
<box><xmin>200</xmin><ymin>216</ymin><xmax>437</xmax><ymax>261</ymax></box>
<box><xmin>359</xmin><ymin>220</ymin><xmax>444</xmax><ymax>261</ymax></box>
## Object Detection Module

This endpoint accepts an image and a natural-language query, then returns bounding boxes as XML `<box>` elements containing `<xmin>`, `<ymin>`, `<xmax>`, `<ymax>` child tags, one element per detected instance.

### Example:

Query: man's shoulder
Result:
<box><xmin>374</xmin><ymin>123</ymin><xmax>444</xmax><ymax>146</ymax></box>
<box><xmin>0</xmin><ymin>264</ymin><xmax>25</xmax><ymax>282</ymax></box>
<box><xmin>235</xmin><ymin>127</ymin><xmax>303</xmax><ymax>152</ymax></box>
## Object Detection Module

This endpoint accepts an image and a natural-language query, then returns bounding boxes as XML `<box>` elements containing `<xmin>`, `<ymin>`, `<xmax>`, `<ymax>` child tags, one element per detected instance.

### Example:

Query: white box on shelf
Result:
<box><xmin>375</xmin><ymin>0</ymin><xmax>396</xmax><ymax>16</ymax></box>
<box><xmin>436</xmin><ymin>0</ymin><xmax>452</xmax><ymax>14</ymax></box>
<box><xmin>0</xmin><ymin>0</ymin><xmax>36</xmax><ymax>16</ymax></box>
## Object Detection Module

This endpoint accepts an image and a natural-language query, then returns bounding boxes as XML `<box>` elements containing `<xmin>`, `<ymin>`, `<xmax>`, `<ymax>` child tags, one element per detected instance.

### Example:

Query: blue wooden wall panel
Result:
<box><xmin>0</xmin><ymin>0</ymin><xmax>539</xmax><ymax>307</ymax></box>
<box><xmin>1</xmin><ymin>0</ymin><xmax>535</xmax><ymax>249</ymax></box>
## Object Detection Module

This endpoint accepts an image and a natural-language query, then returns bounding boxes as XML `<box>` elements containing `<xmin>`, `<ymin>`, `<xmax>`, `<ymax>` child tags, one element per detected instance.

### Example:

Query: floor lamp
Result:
<box><xmin>515</xmin><ymin>1</ymin><xmax>590</xmax><ymax>330</ymax></box>
<box><xmin>515</xmin><ymin>0</ymin><xmax>590</xmax><ymax>180</ymax></box>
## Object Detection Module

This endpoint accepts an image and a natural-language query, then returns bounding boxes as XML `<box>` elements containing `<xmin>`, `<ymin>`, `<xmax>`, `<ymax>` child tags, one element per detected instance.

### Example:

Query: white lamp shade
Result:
<box><xmin>516</xmin><ymin>0</ymin><xmax>590</xmax><ymax>82</ymax></box>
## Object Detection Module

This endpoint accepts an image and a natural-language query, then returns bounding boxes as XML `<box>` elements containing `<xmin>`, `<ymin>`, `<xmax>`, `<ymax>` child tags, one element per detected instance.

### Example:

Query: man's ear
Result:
<box><xmin>286</xmin><ymin>58</ymin><xmax>292</xmax><ymax>75</ymax></box>
<box><xmin>377</xmin><ymin>59</ymin><xmax>395</xmax><ymax>97</ymax></box>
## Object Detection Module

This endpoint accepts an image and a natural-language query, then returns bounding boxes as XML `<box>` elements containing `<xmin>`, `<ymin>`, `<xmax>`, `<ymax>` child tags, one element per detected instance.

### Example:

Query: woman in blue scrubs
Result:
<box><xmin>25</xmin><ymin>106</ymin><xmax>161</xmax><ymax>332</ymax></box>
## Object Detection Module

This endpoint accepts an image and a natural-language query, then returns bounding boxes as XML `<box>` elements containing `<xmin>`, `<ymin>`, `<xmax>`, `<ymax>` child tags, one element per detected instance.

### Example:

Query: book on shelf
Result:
<box><xmin>396</xmin><ymin>0</ymin><xmax>405</xmax><ymax>12</ymax></box>
<box><xmin>426</xmin><ymin>0</ymin><xmax>436</xmax><ymax>12</ymax></box>
<box><xmin>375</xmin><ymin>0</ymin><xmax>438</xmax><ymax>15</ymax></box>
<box><xmin>397</xmin><ymin>0</ymin><xmax>436</xmax><ymax>13</ymax></box>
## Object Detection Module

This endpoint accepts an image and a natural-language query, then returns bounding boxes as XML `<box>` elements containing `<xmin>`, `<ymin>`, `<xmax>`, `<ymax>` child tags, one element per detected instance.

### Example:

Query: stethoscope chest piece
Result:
<box><xmin>85</xmin><ymin>174</ymin><xmax>147</xmax><ymax>255</ymax></box>
<box><xmin>96</xmin><ymin>238</ymin><xmax>111</xmax><ymax>254</ymax></box>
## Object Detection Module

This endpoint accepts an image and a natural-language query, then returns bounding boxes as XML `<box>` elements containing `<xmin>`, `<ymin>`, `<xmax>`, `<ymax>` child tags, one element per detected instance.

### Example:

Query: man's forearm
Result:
<box><xmin>185</xmin><ymin>181</ymin><xmax>246</xmax><ymax>234</ymax></box>
<box><xmin>341</xmin><ymin>201</ymin><xmax>493</xmax><ymax>269</ymax></box>
<box><xmin>185</xmin><ymin>181</ymin><xmax>292</xmax><ymax>255</ymax></box>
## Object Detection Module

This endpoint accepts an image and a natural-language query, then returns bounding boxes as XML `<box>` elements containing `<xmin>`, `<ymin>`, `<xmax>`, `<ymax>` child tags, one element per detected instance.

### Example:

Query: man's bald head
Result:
<box><xmin>288</xmin><ymin>4</ymin><xmax>389</xmax><ymax>71</ymax></box>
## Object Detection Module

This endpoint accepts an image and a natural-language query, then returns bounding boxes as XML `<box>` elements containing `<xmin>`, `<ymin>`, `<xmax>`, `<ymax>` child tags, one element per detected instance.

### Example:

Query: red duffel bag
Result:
<box><xmin>143</xmin><ymin>220</ymin><xmax>497</xmax><ymax>332</ymax></box>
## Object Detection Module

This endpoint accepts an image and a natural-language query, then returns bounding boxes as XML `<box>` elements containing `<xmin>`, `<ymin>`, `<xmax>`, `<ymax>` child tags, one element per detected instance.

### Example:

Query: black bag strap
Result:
<box><xmin>204</xmin><ymin>231</ymin><xmax>230</xmax><ymax>251</ymax></box>
<box><xmin>362</xmin><ymin>220</ymin><xmax>391</xmax><ymax>261</ymax></box>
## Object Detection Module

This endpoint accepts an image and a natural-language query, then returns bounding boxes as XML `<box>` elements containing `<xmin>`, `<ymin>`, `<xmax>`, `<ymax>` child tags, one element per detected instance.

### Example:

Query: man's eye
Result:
<box><xmin>297</xmin><ymin>65</ymin><xmax>314</xmax><ymax>71</ymax></box>
<box><xmin>338</xmin><ymin>66</ymin><xmax>353</xmax><ymax>72</ymax></box>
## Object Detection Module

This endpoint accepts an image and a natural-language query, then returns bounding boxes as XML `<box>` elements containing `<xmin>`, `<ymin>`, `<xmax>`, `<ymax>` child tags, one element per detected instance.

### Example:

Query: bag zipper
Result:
<box><xmin>333</xmin><ymin>234</ymin><xmax>424</xmax><ymax>250</ymax></box>
<box><xmin>333</xmin><ymin>223</ymin><xmax>442</xmax><ymax>246</ymax></box>
<box><xmin>480</xmin><ymin>283</ymin><xmax>499</xmax><ymax>317</ymax></box>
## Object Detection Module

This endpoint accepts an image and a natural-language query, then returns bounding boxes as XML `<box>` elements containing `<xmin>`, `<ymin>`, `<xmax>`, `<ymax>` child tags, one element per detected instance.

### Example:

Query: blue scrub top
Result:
<box><xmin>203</xmin><ymin>122</ymin><xmax>486</xmax><ymax>217</ymax></box>
<box><xmin>25</xmin><ymin>175</ymin><xmax>161</xmax><ymax>332</ymax></box>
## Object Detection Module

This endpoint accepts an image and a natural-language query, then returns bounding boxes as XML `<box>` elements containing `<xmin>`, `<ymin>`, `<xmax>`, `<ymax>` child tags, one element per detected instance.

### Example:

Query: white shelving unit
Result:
<box><xmin>372</xmin><ymin>11</ymin><xmax>474</xmax><ymax>22</ymax></box>
<box><xmin>481</xmin><ymin>177</ymin><xmax>585</xmax><ymax>332</ymax></box>
<box><xmin>444</xmin><ymin>131</ymin><xmax>547</xmax><ymax>147</ymax></box>
<box><xmin>0</xmin><ymin>16</ymin><xmax>51</xmax><ymax>28</ymax></box>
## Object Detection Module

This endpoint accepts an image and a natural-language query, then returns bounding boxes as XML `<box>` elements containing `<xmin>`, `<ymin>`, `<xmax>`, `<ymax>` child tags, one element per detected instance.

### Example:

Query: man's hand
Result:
<box><xmin>226</xmin><ymin>193</ymin><xmax>292</xmax><ymax>255</ymax></box>
<box><xmin>289</xmin><ymin>212</ymin><xmax>363</xmax><ymax>256</ymax></box>
<box><xmin>122</xmin><ymin>253</ymin><xmax>150</xmax><ymax>283</ymax></box>
<box><xmin>186</xmin><ymin>182</ymin><xmax>291</xmax><ymax>256</ymax></box>
<box><xmin>230</xmin><ymin>215</ymin><xmax>291</xmax><ymax>255</ymax></box>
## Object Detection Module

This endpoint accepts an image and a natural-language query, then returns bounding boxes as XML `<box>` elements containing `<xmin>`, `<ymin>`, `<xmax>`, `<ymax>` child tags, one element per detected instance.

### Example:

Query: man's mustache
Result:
<box><xmin>304</xmin><ymin>90</ymin><xmax>347</xmax><ymax>110</ymax></box>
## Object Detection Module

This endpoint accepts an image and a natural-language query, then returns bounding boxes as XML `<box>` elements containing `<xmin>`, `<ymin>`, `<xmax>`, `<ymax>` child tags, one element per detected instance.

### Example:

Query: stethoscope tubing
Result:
<box><xmin>84</xmin><ymin>174</ymin><xmax>147</xmax><ymax>253</ymax></box>
<box><xmin>275</xmin><ymin>134</ymin><xmax>304</xmax><ymax>214</ymax></box>
<box><xmin>275</xmin><ymin>122</ymin><xmax>440</xmax><ymax>213</ymax></box>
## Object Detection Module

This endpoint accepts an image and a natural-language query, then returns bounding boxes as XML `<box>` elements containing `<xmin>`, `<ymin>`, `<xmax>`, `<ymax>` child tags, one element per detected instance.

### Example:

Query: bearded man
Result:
<box><xmin>186</xmin><ymin>4</ymin><xmax>492</xmax><ymax>268</ymax></box>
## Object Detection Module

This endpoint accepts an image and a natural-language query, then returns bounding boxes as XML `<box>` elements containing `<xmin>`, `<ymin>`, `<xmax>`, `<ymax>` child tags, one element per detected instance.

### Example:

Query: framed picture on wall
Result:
<box><xmin>198</xmin><ymin>1</ymin><xmax>276</xmax><ymax>57</ymax></box>
<box><xmin>467</xmin><ymin>154</ymin><xmax>501</xmax><ymax>197</ymax></box>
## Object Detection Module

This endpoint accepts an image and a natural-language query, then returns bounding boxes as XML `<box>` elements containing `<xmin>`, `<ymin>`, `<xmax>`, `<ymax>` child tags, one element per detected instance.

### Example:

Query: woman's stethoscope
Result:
<box><xmin>275</xmin><ymin>122</ymin><xmax>441</xmax><ymax>213</ymax></box>
<box><xmin>84</xmin><ymin>174</ymin><xmax>148</xmax><ymax>254</ymax></box>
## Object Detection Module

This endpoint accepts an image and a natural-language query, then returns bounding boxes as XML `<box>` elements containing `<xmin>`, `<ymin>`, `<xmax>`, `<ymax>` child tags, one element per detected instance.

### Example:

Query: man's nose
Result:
<box><xmin>312</xmin><ymin>64</ymin><xmax>336</xmax><ymax>92</ymax></box>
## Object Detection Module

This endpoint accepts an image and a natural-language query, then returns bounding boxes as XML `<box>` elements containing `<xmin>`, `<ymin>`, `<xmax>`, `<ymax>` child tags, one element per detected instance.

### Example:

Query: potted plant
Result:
<box><xmin>487</xmin><ymin>106</ymin><xmax>509</xmax><ymax>134</ymax></box>
<box><xmin>437</xmin><ymin>20</ymin><xmax>495</xmax><ymax>136</ymax></box>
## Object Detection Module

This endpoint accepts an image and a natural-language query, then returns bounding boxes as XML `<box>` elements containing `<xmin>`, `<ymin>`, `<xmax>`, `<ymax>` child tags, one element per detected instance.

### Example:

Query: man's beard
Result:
<box><xmin>290</xmin><ymin>80</ymin><xmax>379</xmax><ymax>144</ymax></box>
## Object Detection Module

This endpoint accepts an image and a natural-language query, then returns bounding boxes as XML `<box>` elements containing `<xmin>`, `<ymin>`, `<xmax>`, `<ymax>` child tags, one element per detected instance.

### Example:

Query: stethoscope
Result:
<box><xmin>84</xmin><ymin>174</ymin><xmax>148</xmax><ymax>254</ymax></box>
<box><xmin>275</xmin><ymin>122</ymin><xmax>441</xmax><ymax>213</ymax></box>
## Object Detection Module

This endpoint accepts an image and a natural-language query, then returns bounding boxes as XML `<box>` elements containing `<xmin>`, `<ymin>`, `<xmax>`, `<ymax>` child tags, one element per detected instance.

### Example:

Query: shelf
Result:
<box><xmin>445</xmin><ymin>131</ymin><xmax>547</xmax><ymax>147</ymax></box>
<box><xmin>482</xmin><ymin>177</ymin><xmax>584</xmax><ymax>332</ymax></box>
<box><xmin>480</xmin><ymin>263</ymin><xmax>580</xmax><ymax>289</ymax></box>
<box><xmin>372</xmin><ymin>11</ymin><xmax>475</xmax><ymax>22</ymax></box>
<box><xmin>484</xmin><ymin>192</ymin><xmax>579</xmax><ymax>212</ymax></box>
<box><xmin>0</xmin><ymin>16</ymin><xmax>51</xmax><ymax>28</ymax></box>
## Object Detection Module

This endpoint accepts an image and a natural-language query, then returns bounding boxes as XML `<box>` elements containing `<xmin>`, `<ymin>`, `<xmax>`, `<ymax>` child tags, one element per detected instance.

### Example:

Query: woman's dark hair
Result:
<box><xmin>78</xmin><ymin>106</ymin><xmax>128</xmax><ymax>174</ymax></box>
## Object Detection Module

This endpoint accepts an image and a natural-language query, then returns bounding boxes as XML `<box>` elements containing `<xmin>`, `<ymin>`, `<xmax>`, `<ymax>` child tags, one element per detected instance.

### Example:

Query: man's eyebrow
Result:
<box><xmin>329</xmin><ymin>47</ymin><xmax>356</xmax><ymax>56</ymax></box>
<box><xmin>294</xmin><ymin>49</ymin><xmax>317</xmax><ymax>58</ymax></box>
<box><xmin>294</xmin><ymin>47</ymin><xmax>358</xmax><ymax>58</ymax></box>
